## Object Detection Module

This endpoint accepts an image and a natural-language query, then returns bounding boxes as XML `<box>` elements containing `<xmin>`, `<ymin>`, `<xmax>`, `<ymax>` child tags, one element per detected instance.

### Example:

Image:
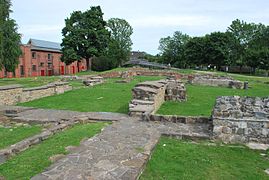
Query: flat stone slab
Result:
<box><xmin>32</xmin><ymin>118</ymin><xmax>210</xmax><ymax>180</ymax></box>
<box><xmin>129</xmin><ymin>104</ymin><xmax>154</xmax><ymax>113</ymax></box>
<box><xmin>131</xmin><ymin>99</ymin><xmax>154</xmax><ymax>105</ymax></box>
<box><xmin>133</xmin><ymin>86</ymin><xmax>158</xmax><ymax>94</ymax></box>
<box><xmin>246</xmin><ymin>143</ymin><xmax>269</xmax><ymax>151</ymax></box>
<box><xmin>2</xmin><ymin>106</ymin><xmax>130</xmax><ymax>124</ymax></box>
<box><xmin>136</xmin><ymin>81</ymin><xmax>165</xmax><ymax>89</ymax></box>
<box><xmin>265</xmin><ymin>169</ymin><xmax>269</xmax><ymax>175</ymax></box>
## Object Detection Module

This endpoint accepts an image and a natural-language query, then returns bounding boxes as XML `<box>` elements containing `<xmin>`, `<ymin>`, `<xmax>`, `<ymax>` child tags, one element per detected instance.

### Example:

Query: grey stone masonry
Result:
<box><xmin>0</xmin><ymin>85</ymin><xmax>23</xmax><ymax>105</ymax></box>
<box><xmin>0</xmin><ymin>82</ymin><xmax>72</xmax><ymax>105</ymax></box>
<box><xmin>83</xmin><ymin>76</ymin><xmax>104</xmax><ymax>86</ymax></box>
<box><xmin>190</xmin><ymin>74</ymin><xmax>243</xmax><ymax>89</ymax></box>
<box><xmin>129</xmin><ymin>79</ymin><xmax>186</xmax><ymax>117</ymax></box>
<box><xmin>212</xmin><ymin>96</ymin><xmax>269</xmax><ymax>144</ymax></box>
<box><xmin>129</xmin><ymin>80</ymin><xmax>166</xmax><ymax>116</ymax></box>
<box><xmin>165</xmin><ymin>80</ymin><xmax>186</xmax><ymax>101</ymax></box>
<box><xmin>31</xmin><ymin>118</ymin><xmax>211</xmax><ymax>180</ymax></box>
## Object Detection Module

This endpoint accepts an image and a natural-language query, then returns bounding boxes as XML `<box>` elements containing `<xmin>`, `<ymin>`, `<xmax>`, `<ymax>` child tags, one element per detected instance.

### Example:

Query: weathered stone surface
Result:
<box><xmin>265</xmin><ymin>169</ymin><xmax>269</xmax><ymax>175</ymax></box>
<box><xmin>246</xmin><ymin>143</ymin><xmax>269</xmax><ymax>151</ymax></box>
<box><xmin>129</xmin><ymin>80</ymin><xmax>186</xmax><ymax>117</ymax></box>
<box><xmin>165</xmin><ymin>80</ymin><xmax>186</xmax><ymax>102</ymax></box>
<box><xmin>142</xmin><ymin>114</ymin><xmax>211</xmax><ymax>125</ymax></box>
<box><xmin>190</xmin><ymin>74</ymin><xmax>243</xmax><ymax>89</ymax></box>
<box><xmin>49</xmin><ymin>154</ymin><xmax>66</xmax><ymax>163</ymax></box>
<box><xmin>83</xmin><ymin>76</ymin><xmax>104</xmax><ymax>86</ymax></box>
<box><xmin>213</xmin><ymin>96</ymin><xmax>269</xmax><ymax>144</ymax></box>
<box><xmin>0</xmin><ymin>83</ymin><xmax>71</xmax><ymax>106</ymax></box>
<box><xmin>31</xmin><ymin>117</ymin><xmax>211</xmax><ymax>180</ymax></box>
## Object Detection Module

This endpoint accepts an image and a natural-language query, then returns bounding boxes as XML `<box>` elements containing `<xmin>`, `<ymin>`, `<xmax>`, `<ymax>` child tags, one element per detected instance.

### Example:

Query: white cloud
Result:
<box><xmin>129</xmin><ymin>15</ymin><xmax>212</xmax><ymax>28</ymax></box>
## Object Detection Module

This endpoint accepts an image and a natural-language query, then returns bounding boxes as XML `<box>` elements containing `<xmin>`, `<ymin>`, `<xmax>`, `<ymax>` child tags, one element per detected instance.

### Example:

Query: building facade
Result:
<box><xmin>0</xmin><ymin>39</ymin><xmax>86</xmax><ymax>78</ymax></box>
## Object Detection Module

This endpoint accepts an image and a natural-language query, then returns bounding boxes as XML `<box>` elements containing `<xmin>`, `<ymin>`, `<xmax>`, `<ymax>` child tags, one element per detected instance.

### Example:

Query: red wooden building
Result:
<box><xmin>0</xmin><ymin>39</ymin><xmax>86</xmax><ymax>78</ymax></box>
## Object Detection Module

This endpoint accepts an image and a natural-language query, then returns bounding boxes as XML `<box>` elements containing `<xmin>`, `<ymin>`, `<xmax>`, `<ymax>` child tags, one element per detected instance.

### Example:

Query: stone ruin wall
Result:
<box><xmin>0</xmin><ymin>85</ymin><xmax>23</xmax><ymax>105</ymax></box>
<box><xmin>189</xmin><ymin>74</ymin><xmax>244</xmax><ymax>89</ymax></box>
<box><xmin>0</xmin><ymin>82</ymin><xmax>72</xmax><ymax>105</ymax></box>
<box><xmin>129</xmin><ymin>79</ymin><xmax>186</xmax><ymax>117</ymax></box>
<box><xmin>100</xmin><ymin>69</ymin><xmax>244</xmax><ymax>89</ymax></box>
<box><xmin>99</xmin><ymin>68</ymin><xmax>187</xmax><ymax>80</ymax></box>
<box><xmin>212</xmin><ymin>96</ymin><xmax>269</xmax><ymax>144</ymax></box>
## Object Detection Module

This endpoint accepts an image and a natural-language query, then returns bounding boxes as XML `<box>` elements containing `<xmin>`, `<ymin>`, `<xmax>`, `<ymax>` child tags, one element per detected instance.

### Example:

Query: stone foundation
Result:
<box><xmin>189</xmin><ymin>74</ymin><xmax>243</xmax><ymax>89</ymax></box>
<box><xmin>129</xmin><ymin>79</ymin><xmax>186</xmax><ymax>117</ymax></box>
<box><xmin>83</xmin><ymin>76</ymin><xmax>104</xmax><ymax>86</ymax></box>
<box><xmin>212</xmin><ymin>96</ymin><xmax>269</xmax><ymax>144</ymax></box>
<box><xmin>0</xmin><ymin>82</ymin><xmax>72</xmax><ymax>105</ymax></box>
<box><xmin>129</xmin><ymin>80</ymin><xmax>166</xmax><ymax>116</ymax></box>
<box><xmin>0</xmin><ymin>120</ymin><xmax>77</xmax><ymax>165</ymax></box>
<box><xmin>142</xmin><ymin>113</ymin><xmax>211</xmax><ymax>125</ymax></box>
<box><xmin>0</xmin><ymin>85</ymin><xmax>23</xmax><ymax>105</ymax></box>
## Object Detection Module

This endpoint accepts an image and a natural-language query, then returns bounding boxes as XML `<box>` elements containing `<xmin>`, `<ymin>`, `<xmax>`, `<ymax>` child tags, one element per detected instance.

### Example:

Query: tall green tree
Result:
<box><xmin>0</xmin><ymin>0</ymin><xmax>21</xmax><ymax>72</ymax></box>
<box><xmin>107</xmin><ymin>18</ymin><xmax>133</xmax><ymax>66</ymax></box>
<box><xmin>158</xmin><ymin>31</ymin><xmax>190</xmax><ymax>68</ymax></box>
<box><xmin>205</xmin><ymin>32</ymin><xmax>235</xmax><ymax>68</ymax></box>
<box><xmin>184</xmin><ymin>36</ymin><xmax>207</xmax><ymax>67</ymax></box>
<box><xmin>227</xmin><ymin>19</ymin><xmax>266</xmax><ymax>68</ymax></box>
<box><xmin>61</xmin><ymin>6</ymin><xmax>110</xmax><ymax>70</ymax></box>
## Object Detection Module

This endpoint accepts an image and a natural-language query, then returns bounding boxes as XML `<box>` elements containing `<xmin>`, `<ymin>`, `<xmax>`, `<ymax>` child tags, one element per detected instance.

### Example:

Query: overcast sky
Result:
<box><xmin>11</xmin><ymin>0</ymin><xmax>269</xmax><ymax>54</ymax></box>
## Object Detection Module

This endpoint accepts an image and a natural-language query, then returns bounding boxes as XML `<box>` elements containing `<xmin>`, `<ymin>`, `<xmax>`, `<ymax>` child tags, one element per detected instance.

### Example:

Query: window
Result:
<box><xmin>48</xmin><ymin>53</ymin><xmax>52</xmax><ymax>60</ymax></box>
<box><xmin>32</xmin><ymin>65</ymin><xmax>37</xmax><ymax>71</ymax></box>
<box><xmin>48</xmin><ymin>63</ymin><xmax>53</xmax><ymax>69</ymax></box>
<box><xmin>20</xmin><ymin>65</ymin><xmax>24</xmax><ymax>76</ymax></box>
<box><xmin>32</xmin><ymin>52</ymin><xmax>36</xmax><ymax>59</ymax></box>
<box><xmin>40</xmin><ymin>62</ymin><xmax>44</xmax><ymax>67</ymax></box>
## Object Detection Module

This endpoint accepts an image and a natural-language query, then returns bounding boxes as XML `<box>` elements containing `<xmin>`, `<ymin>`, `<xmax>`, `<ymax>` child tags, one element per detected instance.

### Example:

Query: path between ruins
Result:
<box><xmin>1</xmin><ymin>106</ymin><xmax>210</xmax><ymax>180</ymax></box>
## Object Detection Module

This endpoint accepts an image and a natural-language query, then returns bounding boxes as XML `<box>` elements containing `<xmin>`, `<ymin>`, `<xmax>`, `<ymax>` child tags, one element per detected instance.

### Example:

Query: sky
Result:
<box><xmin>11</xmin><ymin>0</ymin><xmax>269</xmax><ymax>54</ymax></box>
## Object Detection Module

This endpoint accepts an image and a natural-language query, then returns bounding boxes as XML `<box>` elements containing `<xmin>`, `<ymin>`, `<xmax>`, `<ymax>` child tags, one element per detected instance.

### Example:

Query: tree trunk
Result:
<box><xmin>86</xmin><ymin>58</ymin><xmax>92</xmax><ymax>70</ymax></box>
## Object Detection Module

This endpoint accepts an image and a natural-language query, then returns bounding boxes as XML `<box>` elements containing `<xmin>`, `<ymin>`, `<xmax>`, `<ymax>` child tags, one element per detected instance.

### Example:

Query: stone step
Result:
<box><xmin>129</xmin><ymin>104</ymin><xmax>154</xmax><ymax>113</ymax></box>
<box><xmin>131</xmin><ymin>99</ymin><xmax>154</xmax><ymax>105</ymax></box>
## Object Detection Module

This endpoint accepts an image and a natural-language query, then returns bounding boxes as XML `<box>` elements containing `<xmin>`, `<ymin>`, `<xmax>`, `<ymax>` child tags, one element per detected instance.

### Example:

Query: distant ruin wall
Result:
<box><xmin>99</xmin><ymin>68</ymin><xmax>186</xmax><ymax>79</ymax></box>
<box><xmin>189</xmin><ymin>74</ymin><xmax>243</xmax><ymax>89</ymax></box>
<box><xmin>0</xmin><ymin>82</ymin><xmax>72</xmax><ymax>105</ymax></box>
<box><xmin>212</xmin><ymin>96</ymin><xmax>269</xmax><ymax>144</ymax></box>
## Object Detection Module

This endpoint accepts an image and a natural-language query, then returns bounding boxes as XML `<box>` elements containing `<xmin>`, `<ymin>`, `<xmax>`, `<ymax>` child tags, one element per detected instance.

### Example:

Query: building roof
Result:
<box><xmin>28</xmin><ymin>39</ymin><xmax>61</xmax><ymax>53</ymax></box>
<box><xmin>123</xmin><ymin>59</ymin><xmax>169</xmax><ymax>69</ymax></box>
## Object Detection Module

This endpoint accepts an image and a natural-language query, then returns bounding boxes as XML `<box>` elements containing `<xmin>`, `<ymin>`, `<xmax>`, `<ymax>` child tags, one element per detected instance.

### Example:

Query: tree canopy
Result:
<box><xmin>0</xmin><ymin>0</ymin><xmax>21</xmax><ymax>72</ymax></box>
<box><xmin>158</xmin><ymin>31</ymin><xmax>190</xmax><ymax>68</ymax></box>
<box><xmin>61</xmin><ymin>6</ymin><xmax>110</xmax><ymax>70</ymax></box>
<box><xmin>107</xmin><ymin>18</ymin><xmax>133</xmax><ymax>66</ymax></box>
<box><xmin>158</xmin><ymin>19</ymin><xmax>269</xmax><ymax>73</ymax></box>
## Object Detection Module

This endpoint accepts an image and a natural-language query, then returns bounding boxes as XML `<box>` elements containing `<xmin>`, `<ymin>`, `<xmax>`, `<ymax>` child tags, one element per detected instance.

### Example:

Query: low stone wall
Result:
<box><xmin>129</xmin><ymin>79</ymin><xmax>186</xmax><ymax>117</ymax></box>
<box><xmin>83</xmin><ymin>76</ymin><xmax>104</xmax><ymax>86</ymax></box>
<box><xmin>0</xmin><ymin>120</ymin><xmax>77</xmax><ymax>165</ymax></box>
<box><xmin>142</xmin><ymin>113</ymin><xmax>211</xmax><ymax>124</ymax></box>
<box><xmin>0</xmin><ymin>85</ymin><xmax>23</xmax><ymax>105</ymax></box>
<box><xmin>189</xmin><ymin>74</ymin><xmax>243</xmax><ymax>89</ymax></box>
<box><xmin>0</xmin><ymin>82</ymin><xmax>72</xmax><ymax>105</ymax></box>
<box><xmin>100</xmin><ymin>68</ymin><xmax>186</xmax><ymax>80</ymax></box>
<box><xmin>165</xmin><ymin>81</ymin><xmax>187</xmax><ymax>101</ymax></box>
<box><xmin>212</xmin><ymin>96</ymin><xmax>269</xmax><ymax>144</ymax></box>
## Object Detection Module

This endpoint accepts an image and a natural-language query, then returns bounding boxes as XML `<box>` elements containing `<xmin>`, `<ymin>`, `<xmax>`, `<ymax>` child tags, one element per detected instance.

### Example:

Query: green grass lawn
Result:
<box><xmin>158</xmin><ymin>76</ymin><xmax>269</xmax><ymax>116</ymax></box>
<box><xmin>140</xmin><ymin>137</ymin><xmax>269</xmax><ymax>180</ymax></box>
<box><xmin>0</xmin><ymin>122</ymin><xmax>107</xmax><ymax>180</ymax></box>
<box><xmin>20</xmin><ymin>76</ymin><xmax>164</xmax><ymax>113</ymax></box>
<box><xmin>0</xmin><ymin>76</ymin><xmax>60</xmax><ymax>88</ymax></box>
<box><xmin>0</xmin><ymin>125</ymin><xmax>42</xmax><ymax>149</ymax></box>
